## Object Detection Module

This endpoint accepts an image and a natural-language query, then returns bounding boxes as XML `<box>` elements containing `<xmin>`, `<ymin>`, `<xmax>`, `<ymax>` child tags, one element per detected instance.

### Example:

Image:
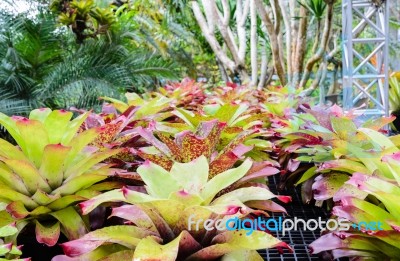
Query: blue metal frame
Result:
<box><xmin>342</xmin><ymin>0</ymin><xmax>389</xmax><ymax>118</ymax></box>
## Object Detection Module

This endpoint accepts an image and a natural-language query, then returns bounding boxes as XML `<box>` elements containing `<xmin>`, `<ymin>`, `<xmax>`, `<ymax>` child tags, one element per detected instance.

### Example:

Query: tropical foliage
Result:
<box><xmin>1</xmin><ymin>1</ymin><xmax>399</xmax><ymax>260</ymax></box>
<box><xmin>0</xmin><ymin>0</ymin><xmax>194</xmax><ymax>116</ymax></box>
<box><xmin>0</xmin><ymin>73</ymin><xmax>399</xmax><ymax>260</ymax></box>
<box><xmin>0</xmin><ymin>109</ymin><xmax>132</xmax><ymax>246</ymax></box>
<box><xmin>0</xmin><ymin>222</ymin><xmax>28</xmax><ymax>260</ymax></box>
<box><xmin>54</xmin><ymin>157</ymin><xmax>290</xmax><ymax>260</ymax></box>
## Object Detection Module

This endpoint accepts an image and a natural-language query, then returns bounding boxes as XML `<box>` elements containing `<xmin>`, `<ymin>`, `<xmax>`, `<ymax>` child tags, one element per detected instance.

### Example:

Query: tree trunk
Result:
<box><xmin>191</xmin><ymin>1</ymin><xmax>236</xmax><ymax>72</ymax></box>
<box><xmin>250</xmin><ymin>0</ymin><xmax>258</xmax><ymax>86</ymax></box>
<box><xmin>289</xmin><ymin>0</ymin><xmax>298</xmax><ymax>74</ymax></box>
<box><xmin>216</xmin><ymin>58</ymin><xmax>230</xmax><ymax>82</ymax></box>
<box><xmin>299</xmin><ymin>1</ymin><xmax>335</xmax><ymax>88</ymax></box>
<box><xmin>293</xmin><ymin>5</ymin><xmax>308</xmax><ymax>87</ymax></box>
<box><xmin>279</xmin><ymin>0</ymin><xmax>292</xmax><ymax>86</ymax></box>
<box><xmin>311</xmin><ymin>19</ymin><xmax>321</xmax><ymax>55</ymax></box>
<box><xmin>255</xmin><ymin>0</ymin><xmax>287</xmax><ymax>86</ymax></box>
<box><xmin>258</xmin><ymin>40</ymin><xmax>269</xmax><ymax>90</ymax></box>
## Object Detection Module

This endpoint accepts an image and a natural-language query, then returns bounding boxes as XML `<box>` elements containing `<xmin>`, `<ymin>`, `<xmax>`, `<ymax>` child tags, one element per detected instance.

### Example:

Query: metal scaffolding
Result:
<box><xmin>342</xmin><ymin>0</ymin><xmax>389</xmax><ymax>117</ymax></box>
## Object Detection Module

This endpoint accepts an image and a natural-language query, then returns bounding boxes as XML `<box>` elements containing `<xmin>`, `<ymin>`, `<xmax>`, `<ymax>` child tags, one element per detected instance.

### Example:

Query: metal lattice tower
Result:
<box><xmin>342</xmin><ymin>0</ymin><xmax>389</xmax><ymax>117</ymax></box>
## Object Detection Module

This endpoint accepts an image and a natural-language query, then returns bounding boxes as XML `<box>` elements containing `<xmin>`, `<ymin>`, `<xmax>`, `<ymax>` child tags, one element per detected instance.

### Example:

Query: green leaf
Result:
<box><xmin>201</xmin><ymin>159</ymin><xmax>252</xmax><ymax>204</ymax></box>
<box><xmin>61</xmin><ymin>112</ymin><xmax>90</xmax><ymax>145</ymax></box>
<box><xmin>331</xmin><ymin>116</ymin><xmax>357</xmax><ymax>140</ymax></box>
<box><xmin>53</xmin><ymin>174</ymin><xmax>107</xmax><ymax>196</ymax></box>
<box><xmin>98</xmin><ymin>250</ymin><xmax>134</xmax><ymax>261</ymax></box>
<box><xmin>0</xmin><ymin>162</ymin><xmax>30</xmax><ymax>195</ymax></box>
<box><xmin>2</xmin><ymin>159</ymin><xmax>51</xmax><ymax>194</ymax></box>
<box><xmin>212</xmin><ymin>187</ymin><xmax>276</xmax><ymax>205</ymax></box>
<box><xmin>51</xmin><ymin>206</ymin><xmax>87</xmax><ymax>240</ymax></box>
<box><xmin>0</xmin><ymin>243</ymin><xmax>12</xmax><ymax>256</ymax></box>
<box><xmin>29</xmin><ymin>108</ymin><xmax>52</xmax><ymax>122</ymax></box>
<box><xmin>358</xmin><ymin>128</ymin><xmax>396</xmax><ymax>150</ymax></box>
<box><xmin>221</xmin><ymin>250</ymin><xmax>264</xmax><ymax>261</ymax></box>
<box><xmin>39</xmin><ymin>144</ymin><xmax>71</xmax><ymax>189</ymax></box>
<box><xmin>0</xmin><ymin>211</ymin><xmax>15</xmax><ymax>228</ymax></box>
<box><xmin>169</xmin><ymin>156</ymin><xmax>209</xmax><ymax>194</ymax></box>
<box><xmin>134</xmin><ymin>236</ymin><xmax>179</xmax><ymax>261</ymax></box>
<box><xmin>0</xmin><ymin>112</ymin><xmax>23</xmax><ymax>148</ymax></box>
<box><xmin>31</xmin><ymin>189</ymin><xmax>59</xmax><ymax>206</ymax></box>
<box><xmin>47</xmin><ymin>195</ymin><xmax>87</xmax><ymax>211</ymax></box>
<box><xmin>134</xmin><ymin>231</ymin><xmax>200</xmax><ymax>261</ymax></box>
<box><xmin>0</xmin><ymin>223</ymin><xmax>18</xmax><ymax>237</ymax></box>
<box><xmin>79</xmin><ymin>189</ymin><xmax>125</xmax><ymax>215</ymax></box>
<box><xmin>15</xmin><ymin>118</ymin><xmax>49</xmax><ymax>168</ymax></box>
<box><xmin>29</xmin><ymin>206</ymin><xmax>52</xmax><ymax>216</ymax></box>
<box><xmin>0</xmin><ymin>139</ymin><xmax>28</xmax><ymax>162</ymax></box>
<box><xmin>173</xmin><ymin>109</ymin><xmax>199</xmax><ymax>127</ymax></box>
<box><xmin>136</xmin><ymin>161</ymin><xmax>180</xmax><ymax>198</ymax></box>
<box><xmin>0</xmin><ymin>185</ymin><xmax>38</xmax><ymax>209</ymax></box>
<box><xmin>295</xmin><ymin>166</ymin><xmax>317</xmax><ymax>185</ymax></box>
<box><xmin>61</xmin><ymin>226</ymin><xmax>156</xmax><ymax>256</ymax></box>
<box><xmin>44</xmin><ymin>110</ymin><xmax>74</xmax><ymax>144</ymax></box>
<box><xmin>186</xmin><ymin>230</ymin><xmax>284</xmax><ymax>260</ymax></box>
<box><xmin>64</xmin><ymin>149</ymin><xmax>121</xmax><ymax>180</ymax></box>
<box><xmin>63</xmin><ymin>128</ymin><xmax>102</xmax><ymax>168</ymax></box>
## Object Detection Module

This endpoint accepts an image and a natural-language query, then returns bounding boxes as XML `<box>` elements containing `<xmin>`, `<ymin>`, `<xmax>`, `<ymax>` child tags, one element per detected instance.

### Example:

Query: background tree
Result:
<box><xmin>188</xmin><ymin>0</ymin><xmax>340</xmax><ymax>89</ymax></box>
<box><xmin>0</xmin><ymin>0</ymin><xmax>198</xmax><ymax>116</ymax></box>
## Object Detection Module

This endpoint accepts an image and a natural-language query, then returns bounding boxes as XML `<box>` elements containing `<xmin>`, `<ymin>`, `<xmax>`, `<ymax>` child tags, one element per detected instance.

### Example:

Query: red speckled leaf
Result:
<box><xmin>137</xmin><ymin>150</ymin><xmax>173</xmax><ymax>171</ymax></box>
<box><xmin>209</xmin><ymin>151</ymin><xmax>240</xmax><ymax>176</ymax></box>
<box><xmin>223</xmin><ymin>126</ymin><xmax>244</xmax><ymax>135</ymax></box>
<box><xmin>156</xmin><ymin>132</ymin><xmax>184</xmax><ymax>161</ymax></box>
<box><xmin>196</xmin><ymin>120</ymin><xmax>225</xmax><ymax>141</ymax></box>
<box><xmin>179</xmin><ymin>133</ymin><xmax>212</xmax><ymax>162</ymax></box>
<box><xmin>90</xmin><ymin>122</ymin><xmax>123</xmax><ymax>147</ymax></box>
<box><xmin>176</xmin><ymin>121</ymin><xmax>225</xmax><ymax>162</ymax></box>
<box><xmin>209</xmin><ymin>130</ymin><xmax>256</xmax><ymax>176</ymax></box>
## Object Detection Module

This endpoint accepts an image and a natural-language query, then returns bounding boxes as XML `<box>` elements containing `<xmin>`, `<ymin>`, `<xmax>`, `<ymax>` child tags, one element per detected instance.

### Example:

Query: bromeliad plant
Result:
<box><xmin>309</xmin><ymin>172</ymin><xmax>400</xmax><ymax>260</ymax></box>
<box><xmin>72</xmin><ymin>105</ymin><xmax>147</xmax><ymax>169</ymax></box>
<box><xmin>295</xmin><ymin>122</ymin><xmax>398</xmax><ymax>203</ymax></box>
<box><xmin>101</xmin><ymin>92</ymin><xmax>173</xmax><ymax>122</ymax></box>
<box><xmin>276</xmin><ymin>105</ymin><xmax>394</xmax><ymax>203</ymax></box>
<box><xmin>0</xmin><ymin>109</ymin><xmax>131</xmax><ymax>247</ymax></box>
<box><xmin>135</xmin><ymin>120</ymin><xmax>278</xmax><ymax>178</ymax></box>
<box><xmin>0</xmin><ymin>221</ymin><xmax>28</xmax><ymax>261</ymax></box>
<box><xmin>157</xmin><ymin>78</ymin><xmax>207</xmax><ymax>110</ymax></box>
<box><xmin>54</xmin><ymin>156</ymin><xmax>291</xmax><ymax>261</ymax></box>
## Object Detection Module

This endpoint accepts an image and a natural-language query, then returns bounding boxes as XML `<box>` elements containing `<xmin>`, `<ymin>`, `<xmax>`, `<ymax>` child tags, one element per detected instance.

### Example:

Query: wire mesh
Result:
<box><xmin>258</xmin><ymin>175</ymin><xmax>348</xmax><ymax>261</ymax></box>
